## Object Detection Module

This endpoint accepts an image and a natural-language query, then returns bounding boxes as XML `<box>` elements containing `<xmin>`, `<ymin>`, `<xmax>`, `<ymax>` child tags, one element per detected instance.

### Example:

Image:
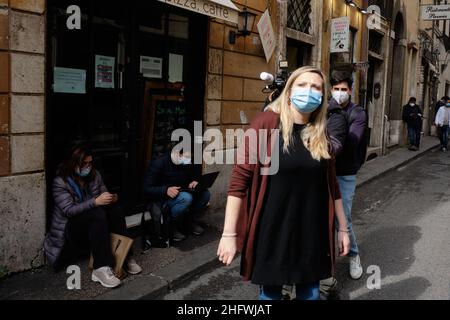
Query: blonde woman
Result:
<box><xmin>217</xmin><ymin>66</ymin><xmax>350</xmax><ymax>300</ymax></box>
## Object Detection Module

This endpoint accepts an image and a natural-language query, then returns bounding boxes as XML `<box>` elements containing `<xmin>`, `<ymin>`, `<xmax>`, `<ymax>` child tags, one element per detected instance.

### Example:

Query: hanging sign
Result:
<box><xmin>257</xmin><ymin>9</ymin><xmax>276</xmax><ymax>63</ymax></box>
<box><xmin>331</xmin><ymin>17</ymin><xmax>350</xmax><ymax>53</ymax></box>
<box><xmin>421</xmin><ymin>5</ymin><xmax>450</xmax><ymax>21</ymax></box>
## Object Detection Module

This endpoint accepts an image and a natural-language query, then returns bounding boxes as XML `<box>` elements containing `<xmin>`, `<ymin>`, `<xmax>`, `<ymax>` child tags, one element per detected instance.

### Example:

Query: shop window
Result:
<box><xmin>287</xmin><ymin>0</ymin><xmax>312</xmax><ymax>34</ymax></box>
<box><xmin>286</xmin><ymin>38</ymin><xmax>312</xmax><ymax>71</ymax></box>
<box><xmin>369</xmin><ymin>30</ymin><xmax>383</xmax><ymax>55</ymax></box>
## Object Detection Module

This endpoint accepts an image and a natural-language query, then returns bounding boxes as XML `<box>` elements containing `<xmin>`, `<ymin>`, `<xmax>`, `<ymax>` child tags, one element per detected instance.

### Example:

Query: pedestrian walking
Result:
<box><xmin>435</xmin><ymin>98</ymin><xmax>450</xmax><ymax>152</ymax></box>
<box><xmin>217</xmin><ymin>66</ymin><xmax>350</xmax><ymax>301</ymax></box>
<box><xmin>402</xmin><ymin>97</ymin><xmax>423</xmax><ymax>151</ymax></box>
<box><xmin>325</xmin><ymin>71</ymin><xmax>367</xmax><ymax>283</ymax></box>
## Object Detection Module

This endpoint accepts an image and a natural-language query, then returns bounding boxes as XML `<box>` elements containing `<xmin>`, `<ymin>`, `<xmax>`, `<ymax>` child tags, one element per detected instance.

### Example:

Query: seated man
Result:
<box><xmin>143</xmin><ymin>150</ymin><xmax>211</xmax><ymax>242</ymax></box>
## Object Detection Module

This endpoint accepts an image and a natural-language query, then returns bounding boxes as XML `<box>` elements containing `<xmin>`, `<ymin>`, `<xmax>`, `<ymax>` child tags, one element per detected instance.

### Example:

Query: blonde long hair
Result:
<box><xmin>268</xmin><ymin>66</ymin><xmax>330</xmax><ymax>161</ymax></box>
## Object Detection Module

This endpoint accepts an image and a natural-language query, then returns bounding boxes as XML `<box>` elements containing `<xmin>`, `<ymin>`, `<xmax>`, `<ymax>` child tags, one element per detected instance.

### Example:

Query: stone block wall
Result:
<box><xmin>204</xmin><ymin>1</ymin><xmax>278</xmax><ymax>214</ymax></box>
<box><xmin>0</xmin><ymin>0</ymin><xmax>46</xmax><ymax>273</ymax></box>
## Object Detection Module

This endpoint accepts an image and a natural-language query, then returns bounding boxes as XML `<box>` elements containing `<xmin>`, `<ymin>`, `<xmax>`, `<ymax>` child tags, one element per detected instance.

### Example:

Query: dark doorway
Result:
<box><xmin>286</xmin><ymin>38</ymin><xmax>312</xmax><ymax>72</ymax></box>
<box><xmin>388</xmin><ymin>12</ymin><xmax>405</xmax><ymax>121</ymax></box>
<box><xmin>46</xmin><ymin>0</ymin><xmax>207</xmax><ymax>224</ymax></box>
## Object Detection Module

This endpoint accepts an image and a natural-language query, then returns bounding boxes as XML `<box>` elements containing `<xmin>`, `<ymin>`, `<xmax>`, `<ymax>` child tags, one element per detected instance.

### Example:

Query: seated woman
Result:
<box><xmin>44</xmin><ymin>144</ymin><xmax>142</xmax><ymax>288</ymax></box>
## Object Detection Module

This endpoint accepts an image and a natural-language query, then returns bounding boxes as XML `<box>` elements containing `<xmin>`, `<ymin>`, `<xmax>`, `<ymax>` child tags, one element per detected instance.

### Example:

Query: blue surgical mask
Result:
<box><xmin>446</xmin><ymin>103</ymin><xmax>450</xmax><ymax>107</ymax></box>
<box><xmin>290</xmin><ymin>88</ymin><xmax>323</xmax><ymax>113</ymax></box>
<box><xmin>76</xmin><ymin>166</ymin><xmax>92</xmax><ymax>177</ymax></box>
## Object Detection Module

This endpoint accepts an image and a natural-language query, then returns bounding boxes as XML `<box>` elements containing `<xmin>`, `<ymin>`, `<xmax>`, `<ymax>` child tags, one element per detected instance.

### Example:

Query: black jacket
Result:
<box><xmin>143</xmin><ymin>153</ymin><xmax>196</xmax><ymax>201</ymax></box>
<box><xmin>327</xmin><ymin>99</ymin><xmax>368</xmax><ymax>176</ymax></box>
<box><xmin>402</xmin><ymin>103</ymin><xmax>423</xmax><ymax>128</ymax></box>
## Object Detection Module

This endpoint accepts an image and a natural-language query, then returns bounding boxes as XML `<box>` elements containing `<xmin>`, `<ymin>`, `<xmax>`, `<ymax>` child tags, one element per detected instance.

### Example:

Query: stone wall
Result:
<box><xmin>204</xmin><ymin>1</ymin><xmax>278</xmax><ymax>213</ymax></box>
<box><xmin>0</xmin><ymin>0</ymin><xmax>46</xmax><ymax>273</ymax></box>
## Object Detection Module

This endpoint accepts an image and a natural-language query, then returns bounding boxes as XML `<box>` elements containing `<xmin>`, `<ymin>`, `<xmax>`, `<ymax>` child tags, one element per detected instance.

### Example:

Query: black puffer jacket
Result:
<box><xmin>43</xmin><ymin>171</ymin><xmax>107</xmax><ymax>268</ymax></box>
<box><xmin>143</xmin><ymin>153</ymin><xmax>195</xmax><ymax>201</ymax></box>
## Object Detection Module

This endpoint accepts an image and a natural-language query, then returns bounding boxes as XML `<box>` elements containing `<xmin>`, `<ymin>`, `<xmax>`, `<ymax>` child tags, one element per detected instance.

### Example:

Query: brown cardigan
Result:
<box><xmin>227</xmin><ymin>111</ymin><xmax>342</xmax><ymax>281</ymax></box>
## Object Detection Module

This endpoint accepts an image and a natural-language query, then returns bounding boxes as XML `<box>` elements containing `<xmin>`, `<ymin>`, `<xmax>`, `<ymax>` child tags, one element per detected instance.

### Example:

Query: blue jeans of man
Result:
<box><xmin>407</xmin><ymin>125</ymin><xmax>421</xmax><ymax>147</ymax></box>
<box><xmin>337</xmin><ymin>175</ymin><xmax>359</xmax><ymax>257</ymax></box>
<box><xmin>163</xmin><ymin>190</ymin><xmax>211</xmax><ymax>220</ymax></box>
<box><xmin>259</xmin><ymin>283</ymin><xmax>320</xmax><ymax>300</ymax></box>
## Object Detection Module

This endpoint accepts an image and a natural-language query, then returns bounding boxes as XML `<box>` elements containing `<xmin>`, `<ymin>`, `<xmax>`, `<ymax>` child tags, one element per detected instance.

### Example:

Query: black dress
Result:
<box><xmin>251</xmin><ymin>124</ymin><xmax>331</xmax><ymax>285</ymax></box>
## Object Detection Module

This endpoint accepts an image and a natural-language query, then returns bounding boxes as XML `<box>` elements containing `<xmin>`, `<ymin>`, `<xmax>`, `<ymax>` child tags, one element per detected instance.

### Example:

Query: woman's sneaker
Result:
<box><xmin>92</xmin><ymin>266</ymin><xmax>121</xmax><ymax>288</ymax></box>
<box><xmin>125</xmin><ymin>259</ymin><xmax>142</xmax><ymax>275</ymax></box>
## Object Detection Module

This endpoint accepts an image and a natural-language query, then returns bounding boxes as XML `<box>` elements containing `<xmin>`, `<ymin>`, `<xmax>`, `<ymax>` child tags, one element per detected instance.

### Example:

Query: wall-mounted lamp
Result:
<box><xmin>345</xmin><ymin>0</ymin><xmax>370</xmax><ymax>15</ymax></box>
<box><xmin>229</xmin><ymin>8</ymin><xmax>256</xmax><ymax>44</ymax></box>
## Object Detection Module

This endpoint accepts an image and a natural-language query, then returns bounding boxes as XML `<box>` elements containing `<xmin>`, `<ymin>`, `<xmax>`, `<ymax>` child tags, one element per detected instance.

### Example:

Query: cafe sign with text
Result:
<box><xmin>421</xmin><ymin>4</ymin><xmax>450</xmax><ymax>21</ymax></box>
<box><xmin>158</xmin><ymin>0</ymin><xmax>239</xmax><ymax>24</ymax></box>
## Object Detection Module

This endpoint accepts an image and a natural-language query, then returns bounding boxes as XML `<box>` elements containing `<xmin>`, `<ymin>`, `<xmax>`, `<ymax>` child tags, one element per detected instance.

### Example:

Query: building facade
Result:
<box><xmin>0</xmin><ymin>0</ymin><xmax>279</xmax><ymax>274</ymax></box>
<box><xmin>2</xmin><ymin>0</ymin><xmax>450</xmax><ymax>275</ymax></box>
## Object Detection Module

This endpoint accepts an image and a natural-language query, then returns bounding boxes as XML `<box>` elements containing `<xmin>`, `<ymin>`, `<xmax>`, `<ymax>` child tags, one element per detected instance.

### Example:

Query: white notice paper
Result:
<box><xmin>53</xmin><ymin>67</ymin><xmax>86</xmax><ymax>94</ymax></box>
<box><xmin>140</xmin><ymin>56</ymin><xmax>163</xmax><ymax>78</ymax></box>
<box><xmin>169</xmin><ymin>53</ymin><xmax>183</xmax><ymax>83</ymax></box>
<box><xmin>95</xmin><ymin>55</ymin><xmax>115</xmax><ymax>89</ymax></box>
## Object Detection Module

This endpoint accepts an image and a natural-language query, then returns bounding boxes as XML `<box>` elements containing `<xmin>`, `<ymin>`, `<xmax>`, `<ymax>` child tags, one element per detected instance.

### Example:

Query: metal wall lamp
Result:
<box><xmin>229</xmin><ymin>8</ymin><xmax>256</xmax><ymax>44</ymax></box>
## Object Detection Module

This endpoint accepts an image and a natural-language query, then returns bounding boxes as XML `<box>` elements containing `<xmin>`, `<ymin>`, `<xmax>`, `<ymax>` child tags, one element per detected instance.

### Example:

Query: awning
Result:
<box><xmin>158</xmin><ymin>0</ymin><xmax>240</xmax><ymax>24</ymax></box>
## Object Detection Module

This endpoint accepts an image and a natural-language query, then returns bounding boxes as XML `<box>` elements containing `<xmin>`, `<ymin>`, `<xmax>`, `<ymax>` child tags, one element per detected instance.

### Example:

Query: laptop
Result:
<box><xmin>180</xmin><ymin>171</ymin><xmax>220</xmax><ymax>192</ymax></box>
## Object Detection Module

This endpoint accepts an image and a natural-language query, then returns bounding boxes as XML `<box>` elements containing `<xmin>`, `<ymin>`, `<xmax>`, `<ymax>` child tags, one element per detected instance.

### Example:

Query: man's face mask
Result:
<box><xmin>332</xmin><ymin>88</ymin><xmax>350</xmax><ymax>105</ymax></box>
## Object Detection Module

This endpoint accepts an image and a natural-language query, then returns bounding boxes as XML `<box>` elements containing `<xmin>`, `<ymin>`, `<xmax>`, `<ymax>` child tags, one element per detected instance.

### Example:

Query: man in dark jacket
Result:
<box><xmin>143</xmin><ymin>150</ymin><xmax>210</xmax><ymax>242</ymax></box>
<box><xmin>325</xmin><ymin>71</ymin><xmax>367</xmax><ymax>283</ymax></box>
<box><xmin>402</xmin><ymin>97</ymin><xmax>423</xmax><ymax>151</ymax></box>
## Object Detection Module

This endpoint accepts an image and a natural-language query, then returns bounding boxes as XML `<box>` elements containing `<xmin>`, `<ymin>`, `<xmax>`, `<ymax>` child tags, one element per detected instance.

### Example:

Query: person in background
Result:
<box><xmin>217</xmin><ymin>66</ymin><xmax>350</xmax><ymax>300</ymax></box>
<box><xmin>143</xmin><ymin>150</ymin><xmax>211</xmax><ymax>242</ymax></box>
<box><xmin>325</xmin><ymin>71</ymin><xmax>367</xmax><ymax>283</ymax></box>
<box><xmin>402</xmin><ymin>97</ymin><xmax>423</xmax><ymax>151</ymax></box>
<box><xmin>435</xmin><ymin>96</ymin><xmax>449</xmax><ymax>147</ymax></box>
<box><xmin>44</xmin><ymin>144</ymin><xmax>142</xmax><ymax>289</ymax></box>
<box><xmin>435</xmin><ymin>97</ymin><xmax>450</xmax><ymax>152</ymax></box>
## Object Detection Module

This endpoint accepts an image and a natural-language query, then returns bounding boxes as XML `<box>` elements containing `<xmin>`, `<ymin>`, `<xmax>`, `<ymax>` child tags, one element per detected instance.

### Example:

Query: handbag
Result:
<box><xmin>88</xmin><ymin>233</ymin><xmax>134</xmax><ymax>280</ymax></box>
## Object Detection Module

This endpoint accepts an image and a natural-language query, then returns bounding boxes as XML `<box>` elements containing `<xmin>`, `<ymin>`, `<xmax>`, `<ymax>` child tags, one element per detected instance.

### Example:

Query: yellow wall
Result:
<box><xmin>322</xmin><ymin>0</ymin><xmax>367</xmax><ymax>104</ymax></box>
<box><xmin>205</xmin><ymin>1</ymin><xmax>279</xmax><ymax>143</ymax></box>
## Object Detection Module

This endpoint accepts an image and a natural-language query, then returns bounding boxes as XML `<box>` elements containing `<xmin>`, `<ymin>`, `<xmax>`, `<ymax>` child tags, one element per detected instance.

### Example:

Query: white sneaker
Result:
<box><xmin>349</xmin><ymin>255</ymin><xmax>363</xmax><ymax>280</ymax></box>
<box><xmin>92</xmin><ymin>266</ymin><xmax>121</xmax><ymax>288</ymax></box>
<box><xmin>125</xmin><ymin>259</ymin><xmax>142</xmax><ymax>275</ymax></box>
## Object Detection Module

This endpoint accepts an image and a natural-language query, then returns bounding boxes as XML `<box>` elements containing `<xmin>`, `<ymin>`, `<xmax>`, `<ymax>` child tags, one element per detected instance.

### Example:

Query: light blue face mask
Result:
<box><xmin>290</xmin><ymin>88</ymin><xmax>323</xmax><ymax>114</ymax></box>
<box><xmin>76</xmin><ymin>166</ymin><xmax>92</xmax><ymax>178</ymax></box>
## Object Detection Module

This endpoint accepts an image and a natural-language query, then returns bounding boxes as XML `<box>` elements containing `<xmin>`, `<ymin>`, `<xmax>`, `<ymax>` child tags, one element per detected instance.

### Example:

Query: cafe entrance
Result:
<box><xmin>46</xmin><ymin>0</ymin><xmax>207</xmax><ymax>218</ymax></box>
